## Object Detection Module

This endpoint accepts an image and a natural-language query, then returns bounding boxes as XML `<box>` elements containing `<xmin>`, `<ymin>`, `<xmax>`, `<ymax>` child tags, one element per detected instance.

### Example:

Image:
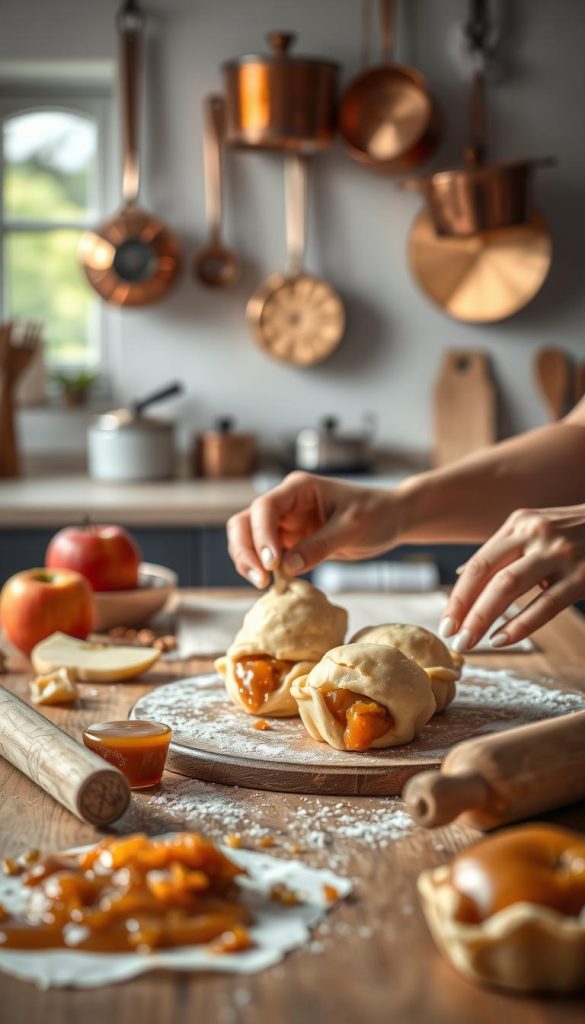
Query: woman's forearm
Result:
<box><xmin>395</xmin><ymin>421</ymin><xmax>585</xmax><ymax>544</ymax></box>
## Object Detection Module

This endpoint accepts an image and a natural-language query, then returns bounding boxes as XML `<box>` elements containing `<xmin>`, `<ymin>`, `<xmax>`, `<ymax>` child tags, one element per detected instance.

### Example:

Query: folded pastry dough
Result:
<box><xmin>350</xmin><ymin>623</ymin><xmax>463</xmax><ymax>713</ymax></box>
<box><xmin>291</xmin><ymin>642</ymin><xmax>436</xmax><ymax>750</ymax></box>
<box><xmin>215</xmin><ymin>579</ymin><xmax>347</xmax><ymax>717</ymax></box>
<box><xmin>30</xmin><ymin>667</ymin><xmax>77</xmax><ymax>705</ymax></box>
<box><xmin>418</xmin><ymin>864</ymin><xmax>585</xmax><ymax>994</ymax></box>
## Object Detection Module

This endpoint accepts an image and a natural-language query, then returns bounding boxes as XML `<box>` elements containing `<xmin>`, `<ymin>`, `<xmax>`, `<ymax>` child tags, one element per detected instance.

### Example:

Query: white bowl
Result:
<box><xmin>93</xmin><ymin>562</ymin><xmax>178</xmax><ymax>632</ymax></box>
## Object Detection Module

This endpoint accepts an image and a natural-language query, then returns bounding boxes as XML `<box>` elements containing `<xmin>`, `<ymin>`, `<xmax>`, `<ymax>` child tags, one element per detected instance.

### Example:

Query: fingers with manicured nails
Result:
<box><xmin>249</xmin><ymin>497</ymin><xmax>283</xmax><ymax>572</ymax></box>
<box><xmin>440</xmin><ymin>532</ymin><xmax>522</xmax><ymax>640</ymax></box>
<box><xmin>451</xmin><ymin>550</ymin><xmax>564</xmax><ymax>650</ymax></box>
<box><xmin>226</xmin><ymin>512</ymin><xmax>269</xmax><ymax>588</ymax></box>
<box><xmin>283</xmin><ymin>514</ymin><xmax>355</xmax><ymax>574</ymax></box>
<box><xmin>490</xmin><ymin>573</ymin><xmax>585</xmax><ymax>646</ymax></box>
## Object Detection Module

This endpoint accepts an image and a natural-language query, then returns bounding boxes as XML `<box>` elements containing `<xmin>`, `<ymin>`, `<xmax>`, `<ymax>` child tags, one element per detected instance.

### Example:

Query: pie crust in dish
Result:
<box><xmin>418</xmin><ymin>826</ymin><xmax>585</xmax><ymax>993</ymax></box>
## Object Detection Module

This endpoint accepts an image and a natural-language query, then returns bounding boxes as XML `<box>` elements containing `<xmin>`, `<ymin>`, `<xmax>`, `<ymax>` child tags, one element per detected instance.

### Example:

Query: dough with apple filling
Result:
<box><xmin>350</xmin><ymin>623</ymin><xmax>463</xmax><ymax>713</ymax></box>
<box><xmin>291</xmin><ymin>642</ymin><xmax>436</xmax><ymax>750</ymax></box>
<box><xmin>215</xmin><ymin>579</ymin><xmax>347</xmax><ymax>717</ymax></box>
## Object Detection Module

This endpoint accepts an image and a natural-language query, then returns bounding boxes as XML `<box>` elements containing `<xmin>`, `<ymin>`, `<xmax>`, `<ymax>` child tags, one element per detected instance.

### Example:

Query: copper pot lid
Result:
<box><xmin>408</xmin><ymin>210</ymin><xmax>552</xmax><ymax>323</ymax></box>
<box><xmin>223</xmin><ymin>31</ymin><xmax>338</xmax><ymax>72</ymax></box>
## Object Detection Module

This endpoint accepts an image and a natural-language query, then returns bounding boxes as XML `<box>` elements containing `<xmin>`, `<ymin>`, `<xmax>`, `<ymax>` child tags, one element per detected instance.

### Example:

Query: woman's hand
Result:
<box><xmin>227</xmin><ymin>471</ymin><xmax>403</xmax><ymax>588</ymax></box>
<box><xmin>441</xmin><ymin>505</ymin><xmax>585</xmax><ymax>651</ymax></box>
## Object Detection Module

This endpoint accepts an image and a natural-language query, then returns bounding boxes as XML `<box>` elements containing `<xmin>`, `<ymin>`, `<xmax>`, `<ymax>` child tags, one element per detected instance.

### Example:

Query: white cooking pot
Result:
<box><xmin>87</xmin><ymin>382</ymin><xmax>181</xmax><ymax>482</ymax></box>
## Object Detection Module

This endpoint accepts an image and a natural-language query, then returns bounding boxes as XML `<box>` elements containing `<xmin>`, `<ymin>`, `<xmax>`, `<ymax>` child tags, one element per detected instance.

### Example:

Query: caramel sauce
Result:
<box><xmin>0</xmin><ymin>833</ymin><xmax>252</xmax><ymax>953</ymax></box>
<box><xmin>449</xmin><ymin>824</ymin><xmax>585</xmax><ymax>924</ymax></box>
<box><xmin>82</xmin><ymin>720</ymin><xmax>172</xmax><ymax>789</ymax></box>
<box><xmin>322</xmin><ymin>688</ymin><xmax>394</xmax><ymax>751</ymax></box>
<box><xmin>234</xmin><ymin>656</ymin><xmax>295</xmax><ymax>713</ymax></box>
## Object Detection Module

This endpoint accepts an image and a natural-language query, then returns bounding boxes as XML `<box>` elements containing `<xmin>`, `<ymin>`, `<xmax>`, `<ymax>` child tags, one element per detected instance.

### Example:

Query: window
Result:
<box><xmin>0</xmin><ymin>78</ymin><xmax>112</xmax><ymax>370</ymax></box>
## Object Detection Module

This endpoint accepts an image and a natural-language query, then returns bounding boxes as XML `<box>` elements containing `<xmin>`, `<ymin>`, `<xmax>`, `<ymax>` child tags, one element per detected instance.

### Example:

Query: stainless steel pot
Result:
<box><xmin>293</xmin><ymin>416</ymin><xmax>374</xmax><ymax>474</ymax></box>
<box><xmin>87</xmin><ymin>382</ymin><xmax>182</xmax><ymax>481</ymax></box>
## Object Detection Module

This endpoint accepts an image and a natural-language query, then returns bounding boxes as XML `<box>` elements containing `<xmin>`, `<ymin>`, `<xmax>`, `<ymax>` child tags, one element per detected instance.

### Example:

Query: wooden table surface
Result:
<box><xmin>1</xmin><ymin>591</ymin><xmax>585</xmax><ymax>1024</ymax></box>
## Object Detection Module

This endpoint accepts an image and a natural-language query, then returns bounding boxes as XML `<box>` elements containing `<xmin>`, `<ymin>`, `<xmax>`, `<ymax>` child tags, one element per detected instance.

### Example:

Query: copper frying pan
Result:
<box><xmin>78</xmin><ymin>0</ymin><xmax>181</xmax><ymax>307</ymax></box>
<box><xmin>408</xmin><ymin>210</ymin><xmax>552</xmax><ymax>323</ymax></box>
<box><xmin>246</xmin><ymin>155</ymin><xmax>345</xmax><ymax>366</ymax></box>
<box><xmin>339</xmin><ymin>0</ymin><xmax>439</xmax><ymax>173</ymax></box>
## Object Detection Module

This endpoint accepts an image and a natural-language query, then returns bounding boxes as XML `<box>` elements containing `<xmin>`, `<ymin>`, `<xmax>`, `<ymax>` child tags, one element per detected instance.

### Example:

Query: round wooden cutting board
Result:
<box><xmin>130</xmin><ymin>670</ymin><xmax>585</xmax><ymax>797</ymax></box>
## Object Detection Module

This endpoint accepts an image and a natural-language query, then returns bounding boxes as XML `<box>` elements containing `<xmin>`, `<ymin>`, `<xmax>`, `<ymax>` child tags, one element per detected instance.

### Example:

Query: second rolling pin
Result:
<box><xmin>403</xmin><ymin>709</ymin><xmax>585</xmax><ymax>830</ymax></box>
<box><xmin>0</xmin><ymin>686</ymin><xmax>130</xmax><ymax>826</ymax></box>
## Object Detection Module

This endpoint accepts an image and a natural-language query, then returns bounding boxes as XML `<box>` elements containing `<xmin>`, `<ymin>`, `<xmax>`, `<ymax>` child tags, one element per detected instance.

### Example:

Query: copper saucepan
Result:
<box><xmin>246</xmin><ymin>154</ymin><xmax>345</xmax><ymax>366</ymax></box>
<box><xmin>223</xmin><ymin>31</ymin><xmax>338</xmax><ymax>153</ymax></box>
<box><xmin>193</xmin><ymin>95</ymin><xmax>240</xmax><ymax>288</ymax></box>
<box><xmin>402</xmin><ymin>44</ymin><xmax>554</xmax><ymax>235</ymax></box>
<box><xmin>79</xmin><ymin>0</ymin><xmax>181</xmax><ymax>306</ymax></box>
<box><xmin>339</xmin><ymin>0</ymin><xmax>439</xmax><ymax>173</ymax></box>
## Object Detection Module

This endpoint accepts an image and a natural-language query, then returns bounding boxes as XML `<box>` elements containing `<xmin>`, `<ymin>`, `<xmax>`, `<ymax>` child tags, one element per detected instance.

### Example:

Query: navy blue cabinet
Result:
<box><xmin>0</xmin><ymin>526</ymin><xmax>476</xmax><ymax>588</ymax></box>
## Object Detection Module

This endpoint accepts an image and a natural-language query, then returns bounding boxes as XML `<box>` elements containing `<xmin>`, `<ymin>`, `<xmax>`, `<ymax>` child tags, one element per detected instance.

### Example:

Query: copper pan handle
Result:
<box><xmin>465</xmin><ymin>68</ymin><xmax>487</xmax><ymax>167</ymax></box>
<box><xmin>202</xmin><ymin>94</ymin><xmax>226</xmax><ymax>244</ymax></box>
<box><xmin>361</xmin><ymin>0</ymin><xmax>372</xmax><ymax>70</ymax></box>
<box><xmin>117</xmin><ymin>0</ymin><xmax>145</xmax><ymax>206</ymax></box>
<box><xmin>285</xmin><ymin>153</ymin><xmax>308</xmax><ymax>276</ymax></box>
<box><xmin>379</xmin><ymin>0</ymin><xmax>395</xmax><ymax>65</ymax></box>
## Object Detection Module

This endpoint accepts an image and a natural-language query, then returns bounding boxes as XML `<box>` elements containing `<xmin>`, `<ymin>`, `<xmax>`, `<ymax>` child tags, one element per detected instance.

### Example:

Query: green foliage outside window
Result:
<box><xmin>2</xmin><ymin>110</ymin><xmax>99</xmax><ymax>366</ymax></box>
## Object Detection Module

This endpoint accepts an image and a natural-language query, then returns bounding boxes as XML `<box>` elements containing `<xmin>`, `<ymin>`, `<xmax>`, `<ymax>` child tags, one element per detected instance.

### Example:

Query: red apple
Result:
<box><xmin>45</xmin><ymin>524</ymin><xmax>141</xmax><ymax>592</ymax></box>
<box><xmin>0</xmin><ymin>568</ymin><xmax>95</xmax><ymax>656</ymax></box>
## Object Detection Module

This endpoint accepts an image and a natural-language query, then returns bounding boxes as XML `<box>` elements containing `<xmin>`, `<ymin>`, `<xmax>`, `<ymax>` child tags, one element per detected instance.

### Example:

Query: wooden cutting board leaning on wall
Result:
<box><xmin>433</xmin><ymin>349</ymin><xmax>497</xmax><ymax>467</ymax></box>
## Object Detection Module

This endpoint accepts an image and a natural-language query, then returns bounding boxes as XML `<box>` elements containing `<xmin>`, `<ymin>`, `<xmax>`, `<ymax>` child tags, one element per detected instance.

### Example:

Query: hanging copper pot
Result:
<box><xmin>339</xmin><ymin>0</ymin><xmax>439</xmax><ymax>173</ymax></box>
<box><xmin>401</xmin><ymin>0</ymin><xmax>554</xmax><ymax>237</ymax></box>
<box><xmin>223</xmin><ymin>31</ymin><xmax>338</xmax><ymax>152</ymax></box>
<box><xmin>78</xmin><ymin>0</ymin><xmax>181</xmax><ymax>306</ymax></box>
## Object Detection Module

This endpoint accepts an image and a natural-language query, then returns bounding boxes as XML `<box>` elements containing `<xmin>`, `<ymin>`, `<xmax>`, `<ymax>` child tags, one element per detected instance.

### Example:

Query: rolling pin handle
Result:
<box><xmin>403</xmin><ymin>770</ymin><xmax>489</xmax><ymax>828</ymax></box>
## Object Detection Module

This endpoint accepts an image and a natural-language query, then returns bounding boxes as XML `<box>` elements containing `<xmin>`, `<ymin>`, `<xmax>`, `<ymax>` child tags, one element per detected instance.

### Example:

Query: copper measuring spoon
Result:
<box><xmin>194</xmin><ymin>94</ymin><xmax>241</xmax><ymax>288</ymax></box>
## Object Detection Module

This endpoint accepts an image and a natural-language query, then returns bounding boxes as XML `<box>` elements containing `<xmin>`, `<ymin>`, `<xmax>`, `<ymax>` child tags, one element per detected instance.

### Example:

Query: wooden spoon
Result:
<box><xmin>534</xmin><ymin>348</ymin><xmax>572</xmax><ymax>420</ymax></box>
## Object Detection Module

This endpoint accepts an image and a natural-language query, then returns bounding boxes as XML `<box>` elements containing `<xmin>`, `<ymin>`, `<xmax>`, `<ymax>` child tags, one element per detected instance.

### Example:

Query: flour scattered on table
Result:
<box><xmin>125</xmin><ymin>775</ymin><xmax>415</xmax><ymax>870</ymax></box>
<box><xmin>131</xmin><ymin>668</ymin><xmax>585</xmax><ymax>768</ymax></box>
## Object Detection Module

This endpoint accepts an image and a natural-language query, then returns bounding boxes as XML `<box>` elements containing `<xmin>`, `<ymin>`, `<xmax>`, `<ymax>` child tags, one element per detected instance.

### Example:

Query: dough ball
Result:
<box><xmin>350</xmin><ymin>623</ymin><xmax>463</xmax><ymax>712</ymax></box>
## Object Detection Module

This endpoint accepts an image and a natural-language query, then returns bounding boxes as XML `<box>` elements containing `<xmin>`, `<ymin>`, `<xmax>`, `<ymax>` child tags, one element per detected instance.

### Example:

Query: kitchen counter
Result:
<box><xmin>0</xmin><ymin>474</ymin><xmax>257</xmax><ymax>527</ymax></box>
<box><xmin>1</xmin><ymin>591</ymin><xmax>585</xmax><ymax>1022</ymax></box>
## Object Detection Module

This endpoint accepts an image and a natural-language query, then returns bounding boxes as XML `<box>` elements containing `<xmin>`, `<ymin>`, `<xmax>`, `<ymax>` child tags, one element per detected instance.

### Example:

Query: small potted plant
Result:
<box><xmin>53</xmin><ymin>369</ymin><xmax>99</xmax><ymax>408</ymax></box>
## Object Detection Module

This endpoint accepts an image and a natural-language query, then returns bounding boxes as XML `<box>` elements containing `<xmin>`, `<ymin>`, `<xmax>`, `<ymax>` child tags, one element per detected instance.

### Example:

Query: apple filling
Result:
<box><xmin>234</xmin><ymin>656</ymin><xmax>295</xmax><ymax>713</ymax></box>
<box><xmin>322</xmin><ymin>688</ymin><xmax>394</xmax><ymax>751</ymax></box>
<box><xmin>0</xmin><ymin>833</ymin><xmax>252</xmax><ymax>953</ymax></box>
<box><xmin>448</xmin><ymin>826</ymin><xmax>585</xmax><ymax>926</ymax></box>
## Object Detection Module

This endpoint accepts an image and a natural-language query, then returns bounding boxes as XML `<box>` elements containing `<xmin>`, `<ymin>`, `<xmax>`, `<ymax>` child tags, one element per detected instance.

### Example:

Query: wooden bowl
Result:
<box><xmin>93</xmin><ymin>562</ymin><xmax>178</xmax><ymax>632</ymax></box>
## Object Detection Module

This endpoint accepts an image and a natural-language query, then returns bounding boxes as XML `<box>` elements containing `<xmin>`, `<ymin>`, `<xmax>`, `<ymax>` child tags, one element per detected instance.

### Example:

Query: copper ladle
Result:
<box><xmin>78</xmin><ymin>0</ymin><xmax>181</xmax><ymax>307</ymax></box>
<box><xmin>194</xmin><ymin>94</ymin><xmax>240</xmax><ymax>288</ymax></box>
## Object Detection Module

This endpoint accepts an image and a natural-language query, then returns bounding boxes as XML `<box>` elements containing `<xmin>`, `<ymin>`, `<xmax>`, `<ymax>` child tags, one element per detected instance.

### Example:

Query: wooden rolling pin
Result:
<box><xmin>403</xmin><ymin>710</ymin><xmax>585</xmax><ymax>831</ymax></box>
<box><xmin>0</xmin><ymin>687</ymin><xmax>130</xmax><ymax>826</ymax></box>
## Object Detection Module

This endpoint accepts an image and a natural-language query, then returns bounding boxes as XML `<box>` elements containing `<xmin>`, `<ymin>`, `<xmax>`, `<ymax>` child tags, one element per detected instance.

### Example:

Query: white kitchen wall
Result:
<box><xmin>3</xmin><ymin>0</ymin><xmax>584</xmax><ymax>458</ymax></box>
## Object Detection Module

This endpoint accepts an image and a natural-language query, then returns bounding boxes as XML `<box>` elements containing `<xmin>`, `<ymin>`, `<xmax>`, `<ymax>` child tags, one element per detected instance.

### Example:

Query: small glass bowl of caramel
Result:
<box><xmin>82</xmin><ymin>720</ymin><xmax>172</xmax><ymax>789</ymax></box>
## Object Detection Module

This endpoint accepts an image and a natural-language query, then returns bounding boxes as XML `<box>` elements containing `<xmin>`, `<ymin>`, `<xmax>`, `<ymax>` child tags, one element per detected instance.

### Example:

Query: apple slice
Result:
<box><xmin>31</xmin><ymin>632</ymin><xmax>161</xmax><ymax>682</ymax></box>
